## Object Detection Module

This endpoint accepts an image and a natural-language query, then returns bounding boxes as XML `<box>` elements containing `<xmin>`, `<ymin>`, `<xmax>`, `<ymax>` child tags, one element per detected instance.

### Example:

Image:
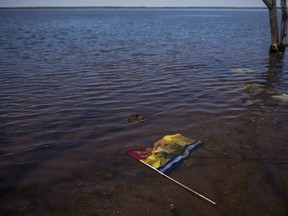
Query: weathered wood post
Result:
<box><xmin>263</xmin><ymin>0</ymin><xmax>280</xmax><ymax>52</ymax></box>
<box><xmin>263</xmin><ymin>0</ymin><xmax>287</xmax><ymax>52</ymax></box>
<box><xmin>280</xmin><ymin>0</ymin><xmax>287</xmax><ymax>46</ymax></box>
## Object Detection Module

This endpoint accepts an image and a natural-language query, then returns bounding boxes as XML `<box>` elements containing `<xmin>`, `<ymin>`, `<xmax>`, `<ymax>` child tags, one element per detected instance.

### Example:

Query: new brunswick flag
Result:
<box><xmin>126</xmin><ymin>133</ymin><xmax>202</xmax><ymax>174</ymax></box>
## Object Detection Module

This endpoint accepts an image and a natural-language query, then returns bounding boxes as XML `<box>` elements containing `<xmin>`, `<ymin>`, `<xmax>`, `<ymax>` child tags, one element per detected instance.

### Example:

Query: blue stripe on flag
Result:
<box><xmin>158</xmin><ymin>141</ymin><xmax>203</xmax><ymax>174</ymax></box>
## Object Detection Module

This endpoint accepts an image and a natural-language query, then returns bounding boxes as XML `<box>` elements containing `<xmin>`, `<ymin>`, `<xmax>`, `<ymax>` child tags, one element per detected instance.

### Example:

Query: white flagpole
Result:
<box><xmin>143</xmin><ymin>162</ymin><xmax>216</xmax><ymax>205</ymax></box>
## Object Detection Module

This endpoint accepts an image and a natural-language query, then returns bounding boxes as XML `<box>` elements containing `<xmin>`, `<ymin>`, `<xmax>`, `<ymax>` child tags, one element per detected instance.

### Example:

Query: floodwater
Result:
<box><xmin>0</xmin><ymin>8</ymin><xmax>287</xmax><ymax>215</ymax></box>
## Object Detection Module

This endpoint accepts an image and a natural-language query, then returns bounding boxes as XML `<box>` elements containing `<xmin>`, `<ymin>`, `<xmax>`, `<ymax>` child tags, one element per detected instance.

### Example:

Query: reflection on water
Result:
<box><xmin>0</xmin><ymin>8</ymin><xmax>287</xmax><ymax>215</ymax></box>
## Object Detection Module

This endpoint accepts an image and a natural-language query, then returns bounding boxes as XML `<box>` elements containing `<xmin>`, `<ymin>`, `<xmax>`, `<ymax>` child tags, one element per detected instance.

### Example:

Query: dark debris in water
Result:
<box><xmin>126</xmin><ymin>114</ymin><xmax>145</xmax><ymax>124</ymax></box>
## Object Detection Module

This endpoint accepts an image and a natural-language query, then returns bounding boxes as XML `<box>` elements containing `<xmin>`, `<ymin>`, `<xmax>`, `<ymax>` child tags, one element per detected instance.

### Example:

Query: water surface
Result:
<box><xmin>0</xmin><ymin>8</ymin><xmax>287</xmax><ymax>215</ymax></box>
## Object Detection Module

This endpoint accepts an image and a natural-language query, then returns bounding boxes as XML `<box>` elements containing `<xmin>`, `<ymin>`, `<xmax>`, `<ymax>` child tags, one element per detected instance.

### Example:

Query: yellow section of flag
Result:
<box><xmin>144</xmin><ymin>133</ymin><xmax>195</xmax><ymax>168</ymax></box>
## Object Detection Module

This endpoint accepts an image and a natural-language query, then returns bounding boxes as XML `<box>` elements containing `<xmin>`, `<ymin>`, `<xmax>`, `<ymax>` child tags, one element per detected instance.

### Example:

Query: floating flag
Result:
<box><xmin>126</xmin><ymin>133</ymin><xmax>202</xmax><ymax>174</ymax></box>
<box><xmin>126</xmin><ymin>133</ymin><xmax>216</xmax><ymax>205</ymax></box>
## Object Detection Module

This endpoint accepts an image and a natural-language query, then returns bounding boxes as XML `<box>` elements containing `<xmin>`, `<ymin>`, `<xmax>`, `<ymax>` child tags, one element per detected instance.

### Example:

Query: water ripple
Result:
<box><xmin>0</xmin><ymin>11</ymin><xmax>287</xmax><ymax>208</ymax></box>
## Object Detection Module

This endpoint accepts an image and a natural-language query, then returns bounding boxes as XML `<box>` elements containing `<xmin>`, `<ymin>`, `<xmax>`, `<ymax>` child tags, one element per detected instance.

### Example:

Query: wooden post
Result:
<box><xmin>280</xmin><ymin>0</ymin><xmax>288</xmax><ymax>51</ymax></box>
<box><xmin>263</xmin><ymin>0</ymin><xmax>280</xmax><ymax>52</ymax></box>
<box><xmin>263</xmin><ymin>0</ymin><xmax>287</xmax><ymax>53</ymax></box>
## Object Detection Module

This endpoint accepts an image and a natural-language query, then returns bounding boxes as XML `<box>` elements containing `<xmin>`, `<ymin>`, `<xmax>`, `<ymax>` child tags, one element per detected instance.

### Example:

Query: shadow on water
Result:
<box><xmin>262</xmin><ymin>51</ymin><xmax>288</xmax><ymax>207</ymax></box>
<box><xmin>242</xmin><ymin>50</ymin><xmax>287</xmax><ymax>211</ymax></box>
<box><xmin>265</xmin><ymin>52</ymin><xmax>286</xmax><ymax>90</ymax></box>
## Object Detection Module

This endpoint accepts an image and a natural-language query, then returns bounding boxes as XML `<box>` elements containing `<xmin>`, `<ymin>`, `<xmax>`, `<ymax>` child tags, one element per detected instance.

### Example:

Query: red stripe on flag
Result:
<box><xmin>126</xmin><ymin>148</ymin><xmax>149</xmax><ymax>161</ymax></box>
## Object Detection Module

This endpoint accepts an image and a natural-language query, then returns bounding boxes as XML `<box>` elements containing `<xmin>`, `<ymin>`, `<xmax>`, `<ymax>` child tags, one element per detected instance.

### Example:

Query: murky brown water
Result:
<box><xmin>0</xmin><ymin>8</ymin><xmax>287</xmax><ymax>215</ymax></box>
